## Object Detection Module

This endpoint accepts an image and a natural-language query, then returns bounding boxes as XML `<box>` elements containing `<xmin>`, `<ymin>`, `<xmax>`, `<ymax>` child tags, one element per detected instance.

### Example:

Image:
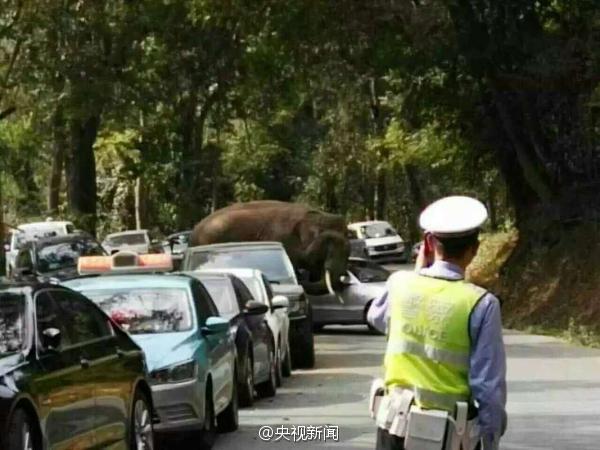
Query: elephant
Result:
<box><xmin>189</xmin><ymin>200</ymin><xmax>350</xmax><ymax>296</ymax></box>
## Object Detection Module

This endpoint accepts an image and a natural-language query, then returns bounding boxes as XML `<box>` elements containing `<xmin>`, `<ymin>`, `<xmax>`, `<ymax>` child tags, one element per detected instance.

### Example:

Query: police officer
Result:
<box><xmin>368</xmin><ymin>196</ymin><xmax>507</xmax><ymax>450</ymax></box>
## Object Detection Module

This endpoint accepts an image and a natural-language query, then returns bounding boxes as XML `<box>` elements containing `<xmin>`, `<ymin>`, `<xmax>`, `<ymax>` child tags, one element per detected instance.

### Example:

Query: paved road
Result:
<box><xmin>215</xmin><ymin>327</ymin><xmax>600</xmax><ymax>450</ymax></box>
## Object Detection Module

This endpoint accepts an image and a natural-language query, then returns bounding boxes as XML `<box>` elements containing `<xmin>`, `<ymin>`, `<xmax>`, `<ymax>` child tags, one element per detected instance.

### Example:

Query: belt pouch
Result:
<box><xmin>405</xmin><ymin>407</ymin><xmax>448</xmax><ymax>450</ymax></box>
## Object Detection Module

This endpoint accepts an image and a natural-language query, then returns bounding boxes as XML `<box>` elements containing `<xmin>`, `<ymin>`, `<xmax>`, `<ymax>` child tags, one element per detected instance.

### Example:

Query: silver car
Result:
<box><xmin>310</xmin><ymin>257</ymin><xmax>389</xmax><ymax>332</ymax></box>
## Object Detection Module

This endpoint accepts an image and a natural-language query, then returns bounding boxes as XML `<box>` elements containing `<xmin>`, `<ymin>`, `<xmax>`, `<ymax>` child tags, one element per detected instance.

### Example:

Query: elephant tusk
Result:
<box><xmin>325</xmin><ymin>270</ymin><xmax>344</xmax><ymax>304</ymax></box>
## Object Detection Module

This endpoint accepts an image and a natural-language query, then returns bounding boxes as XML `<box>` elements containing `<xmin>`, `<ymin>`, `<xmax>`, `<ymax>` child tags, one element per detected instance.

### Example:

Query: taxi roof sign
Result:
<box><xmin>78</xmin><ymin>251</ymin><xmax>173</xmax><ymax>275</ymax></box>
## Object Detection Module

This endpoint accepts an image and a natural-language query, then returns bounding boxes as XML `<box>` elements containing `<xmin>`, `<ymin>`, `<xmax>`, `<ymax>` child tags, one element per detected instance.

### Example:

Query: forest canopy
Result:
<box><xmin>1</xmin><ymin>0</ymin><xmax>598</xmax><ymax>243</ymax></box>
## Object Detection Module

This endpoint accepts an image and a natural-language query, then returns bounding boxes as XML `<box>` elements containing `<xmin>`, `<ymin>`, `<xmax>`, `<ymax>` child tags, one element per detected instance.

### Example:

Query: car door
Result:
<box><xmin>192</xmin><ymin>280</ymin><xmax>234</xmax><ymax>415</ymax></box>
<box><xmin>50</xmin><ymin>289</ymin><xmax>130</xmax><ymax>448</ymax></box>
<box><xmin>33</xmin><ymin>290</ymin><xmax>97</xmax><ymax>450</ymax></box>
<box><xmin>232</xmin><ymin>278</ymin><xmax>270</xmax><ymax>381</ymax></box>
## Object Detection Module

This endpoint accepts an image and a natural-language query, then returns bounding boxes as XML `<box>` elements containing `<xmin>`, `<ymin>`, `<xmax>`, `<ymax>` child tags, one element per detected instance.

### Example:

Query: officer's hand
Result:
<box><xmin>415</xmin><ymin>233</ymin><xmax>434</xmax><ymax>271</ymax></box>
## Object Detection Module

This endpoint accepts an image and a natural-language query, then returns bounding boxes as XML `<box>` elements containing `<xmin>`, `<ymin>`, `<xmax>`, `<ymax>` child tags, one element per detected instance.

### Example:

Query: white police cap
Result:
<box><xmin>419</xmin><ymin>196</ymin><xmax>488</xmax><ymax>237</ymax></box>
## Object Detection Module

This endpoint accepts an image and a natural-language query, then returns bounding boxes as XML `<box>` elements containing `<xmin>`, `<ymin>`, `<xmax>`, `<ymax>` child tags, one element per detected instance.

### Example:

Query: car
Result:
<box><xmin>182</xmin><ymin>242</ymin><xmax>315</xmax><ymax>369</ymax></box>
<box><xmin>198</xmin><ymin>269</ymin><xmax>291</xmax><ymax>387</ymax></box>
<box><xmin>190</xmin><ymin>271</ymin><xmax>279</xmax><ymax>406</ymax></box>
<box><xmin>310</xmin><ymin>257</ymin><xmax>390</xmax><ymax>333</ymax></box>
<box><xmin>163</xmin><ymin>231</ymin><xmax>191</xmax><ymax>255</ymax></box>
<box><xmin>5</xmin><ymin>220</ymin><xmax>75</xmax><ymax>278</ymax></box>
<box><xmin>102</xmin><ymin>229</ymin><xmax>163</xmax><ymax>255</ymax></box>
<box><xmin>0</xmin><ymin>281</ymin><xmax>154</xmax><ymax>450</ymax></box>
<box><xmin>11</xmin><ymin>232</ymin><xmax>106</xmax><ymax>282</ymax></box>
<box><xmin>347</xmin><ymin>220</ymin><xmax>406</xmax><ymax>263</ymax></box>
<box><xmin>163</xmin><ymin>231</ymin><xmax>191</xmax><ymax>270</ymax></box>
<box><xmin>64</xmin><ymin>252</ymin><xmax>238</xmax><ymax>444</ymax></box>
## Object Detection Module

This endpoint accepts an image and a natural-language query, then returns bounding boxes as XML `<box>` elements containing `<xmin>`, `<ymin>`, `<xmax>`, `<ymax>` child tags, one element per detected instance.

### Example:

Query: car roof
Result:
<box><xmin>63</xmin><ymin>273</ymin><xmax>193</xmax><ymax>292</ymax></box>
<box><xmin>17</xmin><ymin>221</ymin><xmax>73</xmax><ymax>230</ymax></box>
<box><xmin>187</xmin><ymin>241</ymin><xmax>285</xmax><ymax>252</ymax></box>
<box><xmin>0</xmin><ymin>280</ymin><xmax>64</xmax><ymax>295</ymax></box>
<box><xmin>34</xmin><ymin>232</ymin><xmax>94</xmax><ymax>246</ymax></box>
<box><xmin>167</xmin><ymin>231</ymin><xmax>190</xmax><ymax>238</ymax></box>
<box><xmin>106</xmin><ymin>229</ymin><xmax>148</xmax><ymax>238</ymax></box>
<box><xmin>348</xmin><ymin>220</ymin><xmax>390</xmax><ymax>228</ymax></box>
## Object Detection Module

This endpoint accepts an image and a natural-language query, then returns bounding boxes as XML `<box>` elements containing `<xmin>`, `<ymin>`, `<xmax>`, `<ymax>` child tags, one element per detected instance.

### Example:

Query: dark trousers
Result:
<box><xmin>375</xmin><ymin>427</ymin><xmax>482</xmax><ymax>450</ymax></box>
<box><xmin>376</xmin><ymin>428</ymin><xmax>404</xmax><ymax>450</ymax></box>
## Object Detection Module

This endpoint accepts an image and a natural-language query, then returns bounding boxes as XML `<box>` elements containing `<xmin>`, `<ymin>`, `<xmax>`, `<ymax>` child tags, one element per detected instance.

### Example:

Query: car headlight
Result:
<box><xmin>150</xmin><ymin>360</ymin><xmax>197</xmax><ymax>384</ymax></box>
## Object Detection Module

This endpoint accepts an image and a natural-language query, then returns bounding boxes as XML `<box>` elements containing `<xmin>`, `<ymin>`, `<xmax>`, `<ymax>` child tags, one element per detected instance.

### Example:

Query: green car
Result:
<box><xmin>64</xmin><ymin>272</ymin><xmax>239</xmax><ymax>445</ymax></box>
<box><xmin>0</xmin><ymin>282</ymin><xmax>154</xmax><ymax>450</ymax></box>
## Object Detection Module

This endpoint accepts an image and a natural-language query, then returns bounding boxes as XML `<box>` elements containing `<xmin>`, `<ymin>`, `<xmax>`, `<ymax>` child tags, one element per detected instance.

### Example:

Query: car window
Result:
<box><xmin>36</xmin><ymin>238</ymin><xmax>105</xmax><ymax>273</ymax></box>
<box><xmin>262</xmin><ymin>275</ymin><xmax>274</xmax><ymax>300</ymax></box>
<box><xmin>192</xmin><ymin>280</ymin><xmax>219</xmax><ymax>323</ymax></box>
<box><xmin>35</xmin><ymin>291</ymin><xmax>71</xmax><ymax>349</ymax></box>
<box><xmin>0</xmin><ymin>291</ymin><xmax>28</xmax><ymax>356</ymax></box>
<box><xmin>360</xmin><ymin>223</ymin><xmax>397</xmax><ymax>239</ymax></box>
<box><xmin>16</xmin><ymin>249</ymin><xmax>32</xmax><ymax>269</ymax></box>
<box><xmin>200</xmin><ymin>278</ymin><xmax>239</xmax><ymax>319</ymax></box>
<box><xmin>50</xmin><ymin>290</ymin><xmax>112</xmax><ymax>344</ymax></box>
<box><xmin>83</xmin><ymin>287</ymin><xmax>193</xmax><ymax>334</ymax></box>
<box><xmin>107</xmin><ymin>233</ymin><xmax>148</xmax><ymax>246</ymax></box>
<box><xmin>238</xmin><ymin>275</ymin><xmax>268</xmax><ymax>306</ymax></box>
<box><xmin>347</xmin><ymin>229</ymin><xmax>359</xmax><ymax>239</ymax></box>
<box><xmin>230</xmin><ymin>278</ymin><xmax>253</xmax><ymax>310</ymax></box>
<box><xmin>66</xmin><ymin>224</ymin><xmax>75</xmax><ymax>234</ymax></box>
<box><xmin>348</xmin><ymin>260</ymin><xmax>390</xmax><ymax>283</ymax></box>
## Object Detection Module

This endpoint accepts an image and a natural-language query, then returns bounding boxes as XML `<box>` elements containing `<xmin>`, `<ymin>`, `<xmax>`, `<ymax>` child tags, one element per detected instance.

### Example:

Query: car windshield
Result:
<box><xmin>83</xmin><ymin>288</ymin><xmax>193</xmax><ymax>334</ymax></box>
<box><xmin>201</xmin><ymin>278</ymin><xmax>238</xmax><ymax>319</ymax></box>
<box><xmin>0</xmin><ymin>293</ymin><xmax>27</xmax><ymax>356</ymax></box>
<box><xmin>360</xmin><ymin>223</ymin><xmax>397</xmax><ymax>239</ymax></box>
<box><xmin>348</xmin><ymin>260</ymin><xmax>390</xmax><ymax>283</ymax></box>
<box><xmin>107</xmin><ymin>233</ymin><xmax>147</xmax><ymax>246</ymax></box>
<box><xmin>190</xmin><ymin>248</ymin><xmax>295</xmax><ymax>284</ymax></box>
<box><xmin>37</xmin><ymin>239</ymin><xmax>105</xmax><ymax>273</ymax></box>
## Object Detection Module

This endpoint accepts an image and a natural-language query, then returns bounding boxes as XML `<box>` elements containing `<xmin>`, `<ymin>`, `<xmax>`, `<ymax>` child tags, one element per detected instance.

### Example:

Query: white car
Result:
<box><xmin>347</xmin><ymin>220</ymin><xmax>406</xmax><ymax>263</ymax></box>
<box><xmin>102</xmin><ymin>229</ymin><xmax>161</xmax><ymax>255</ymax></box>
<box><xmin>198</xmin><ymin>268</ymin><xmax>292</xmax><ymax>385</ymax></box>
<box><xmin>5</xmin><ymin>220</ymin><xmax>75</xmax><ymax>277</ymax></box>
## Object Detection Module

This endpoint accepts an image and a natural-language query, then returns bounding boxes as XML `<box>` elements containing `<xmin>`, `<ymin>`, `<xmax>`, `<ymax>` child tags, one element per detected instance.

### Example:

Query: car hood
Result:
<box><xmin>132</xmin><ymin>330</ymin><xmax>198</xmax><ymax>372</ymax></box>
<box><xmin>364</xmin><ymin>236</ymin><xmax>403</xmax><ymax>247</ymax></box>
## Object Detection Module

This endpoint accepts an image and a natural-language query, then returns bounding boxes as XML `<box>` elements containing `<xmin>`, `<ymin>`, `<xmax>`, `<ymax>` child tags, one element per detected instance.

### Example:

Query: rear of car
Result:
<box><xmin>182</xmin><ymin>242</ymin><xmax>315</xmax><ymax>369</ymax></box>
<box><xmin>12</xmin><ymin>233</ymin><xmax>106</xmax><ymax>281</ymax></box>
<box><xmin>64</xmin><ymin>257</ymin><xmax>238</xmax><ymax>438</ymax></box>
<box><xmin>347</xmin><ymin>221</ymin><xmax>406</xmax><ymax>263</ymax></box>
<box><xmin>102</xmin><ymin>230</ymin><xmax>154</xmax><ymax>255</ymax></box>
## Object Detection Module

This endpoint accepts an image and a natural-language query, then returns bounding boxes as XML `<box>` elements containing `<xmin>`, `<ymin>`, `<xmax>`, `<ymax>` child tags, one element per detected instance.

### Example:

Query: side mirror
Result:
<box><xmin>244</xmin><ymin>300</ymin><xmax>268</xmax><ymax>316</ymax></box>
<box><xmin>41</xmin><ymin>327</ymin><xmax>62</xmax><ymax>351</ymax></box>
<box><xmin>201</xmin><ymin>316</ymin><xmax>230</xmax><ymax>335</ymax></box>
<box><xmin>271</xmin><ymin>295</ymin><xmax>289</xmax><ymax>310</ymax></box>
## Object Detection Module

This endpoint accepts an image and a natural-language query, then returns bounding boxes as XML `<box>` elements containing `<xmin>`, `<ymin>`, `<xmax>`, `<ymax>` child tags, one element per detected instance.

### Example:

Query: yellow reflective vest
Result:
<box><xmin>384</xmin><ymin>271</ymin><xmax>486</xmax><ymax>412</ymax></box>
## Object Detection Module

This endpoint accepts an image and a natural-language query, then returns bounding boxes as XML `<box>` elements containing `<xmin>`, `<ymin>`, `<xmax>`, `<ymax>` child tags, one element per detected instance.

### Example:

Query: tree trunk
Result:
<box><xmin>134</xmin><ymin>177</ymin><xmax>142</xmax><ymax>230</ymax></box>
<box><xmin>48</xmin><ymin>109</ymin><xmax>67</xmax><ymax>214</ymax></box>
<box><xmin>404</xmin><ymin>163</ymin><xmax>426</xmax><ymax>242</ymax></box>
<box><xmin>66</xmin><ymin>115</ymin><xmax>101</xmax><ymax>233</ymax></box>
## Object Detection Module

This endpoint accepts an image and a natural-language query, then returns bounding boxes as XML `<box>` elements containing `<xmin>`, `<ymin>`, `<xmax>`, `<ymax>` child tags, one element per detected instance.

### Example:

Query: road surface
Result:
<box><xmin>215</xmin><ymin>330</ymin><xmax>600</xmax><ymax>448</ymax></box>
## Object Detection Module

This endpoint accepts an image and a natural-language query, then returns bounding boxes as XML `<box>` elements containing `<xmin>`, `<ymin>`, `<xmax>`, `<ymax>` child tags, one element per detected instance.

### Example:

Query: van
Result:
<box><xmin>347</xmin><ymin>220</ymin><xmax>406</xmax><ymax>263</ymax></box>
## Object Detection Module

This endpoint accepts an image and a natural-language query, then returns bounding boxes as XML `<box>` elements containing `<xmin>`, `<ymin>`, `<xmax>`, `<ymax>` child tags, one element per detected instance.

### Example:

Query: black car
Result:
<box><xmin>0</xmin><ymin>282</ymin><xmax>154</xmax><ymax>450</ymax></box>
<box><xmin>12</xmin><ymin>233</ymin><xmax>106</xmax><ymax>282</ymax></box>
<box><xmin>191</xmin><ymin>272</ymin><xmax>277</xmax><ymax>406</ymax></box>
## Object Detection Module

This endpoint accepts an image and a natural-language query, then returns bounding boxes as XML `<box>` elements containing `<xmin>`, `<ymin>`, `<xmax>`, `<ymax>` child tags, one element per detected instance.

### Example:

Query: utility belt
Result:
<box><xmin>369</xmin><ymin>379</ymin><xmax>481</xmax><ymax>450</ymax></box>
